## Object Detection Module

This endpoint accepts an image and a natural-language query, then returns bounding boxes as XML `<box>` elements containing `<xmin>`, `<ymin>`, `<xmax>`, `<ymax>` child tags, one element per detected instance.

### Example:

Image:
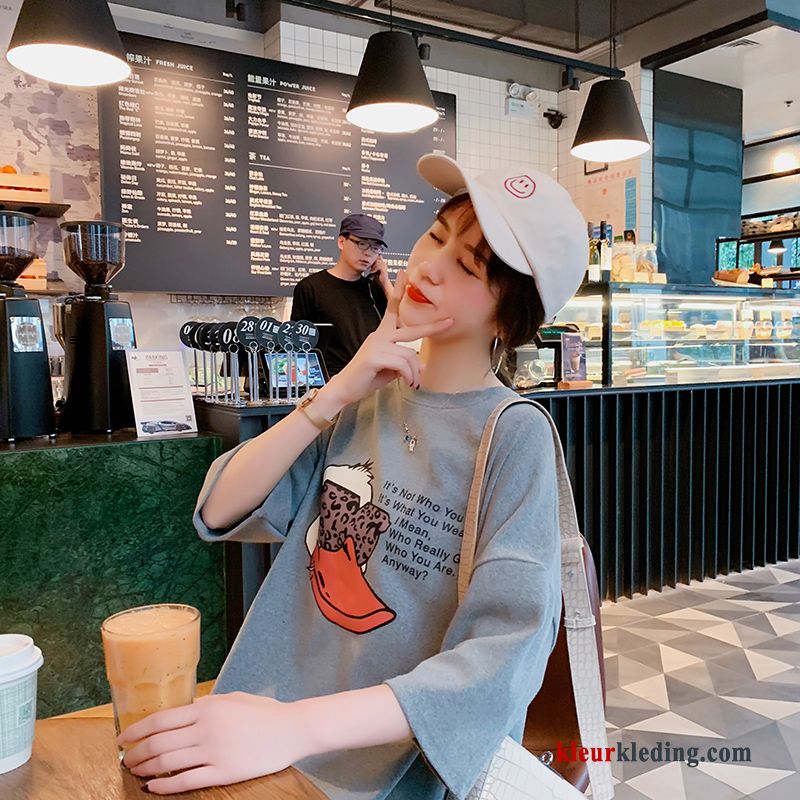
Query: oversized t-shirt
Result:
<box><xmin>193</xmin><ymin>379</ymin><xmax>562</xmax><ymax>800</ymax></box>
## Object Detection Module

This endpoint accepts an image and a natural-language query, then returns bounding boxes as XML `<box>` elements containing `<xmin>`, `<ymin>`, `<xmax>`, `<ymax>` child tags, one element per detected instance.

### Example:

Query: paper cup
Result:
<box><xmin>0</xmin><ymin>634</ymin><xmax>43</xmax><ymax>774</ymax></box>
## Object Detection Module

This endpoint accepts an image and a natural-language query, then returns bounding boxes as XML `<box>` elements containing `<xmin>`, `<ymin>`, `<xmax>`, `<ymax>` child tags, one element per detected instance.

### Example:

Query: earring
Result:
<box><xmin>490</xmin><ymin>336</ymin><xmax>502</xmax><ymax>374</ymax></box>
<box><xmin>491</xmin><ymin>336</ymin><xmax>500</xmax><ymax>361</ymax></box>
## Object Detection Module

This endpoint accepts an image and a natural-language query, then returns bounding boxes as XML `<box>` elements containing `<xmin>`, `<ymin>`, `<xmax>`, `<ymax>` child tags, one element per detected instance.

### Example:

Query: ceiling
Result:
<box><xmin>663</xmin><ymin>25</ymin><xmax>800</xmax><ymax>143</ymax></box>
<box><xmin>373</xmin><ymin>0</ymin><xmax>697</xmax><ymax>52</ymax></box>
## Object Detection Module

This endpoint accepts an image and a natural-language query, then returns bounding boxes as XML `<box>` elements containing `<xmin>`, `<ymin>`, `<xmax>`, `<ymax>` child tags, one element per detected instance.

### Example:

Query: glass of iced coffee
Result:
<box><xmin>101</xmin><ymin>604</ymin><xmax>200</xmax><ymax>747</ymax></box>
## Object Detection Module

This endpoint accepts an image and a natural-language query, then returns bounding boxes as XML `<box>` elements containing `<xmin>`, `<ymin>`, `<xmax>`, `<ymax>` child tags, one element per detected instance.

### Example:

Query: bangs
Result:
<box><xmin>435</xmin><ymin>194</ymin><xmax>493</xmax><ymax>265</ymax></box>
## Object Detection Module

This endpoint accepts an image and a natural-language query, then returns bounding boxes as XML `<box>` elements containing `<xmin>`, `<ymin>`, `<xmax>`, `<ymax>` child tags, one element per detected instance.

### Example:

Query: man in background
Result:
<box><xmin>291</xmin><ymin>214</ymin><xmax>392</xmax><ymax>376</ymax></box>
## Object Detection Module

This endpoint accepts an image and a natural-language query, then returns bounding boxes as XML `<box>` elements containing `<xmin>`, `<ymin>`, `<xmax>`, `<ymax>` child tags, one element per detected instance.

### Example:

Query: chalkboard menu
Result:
<box><xmin>99</xmin><ymin>34</ymin><xmax>456</xmax><ymax>296</ymax></box>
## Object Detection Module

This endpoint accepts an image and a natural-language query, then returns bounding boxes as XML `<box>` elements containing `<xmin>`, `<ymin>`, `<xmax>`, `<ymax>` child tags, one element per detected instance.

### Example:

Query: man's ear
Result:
<box><xmin>337</xmin><ymin>235</ymin><xmax>346</xmax><ymax>252</ymax></box>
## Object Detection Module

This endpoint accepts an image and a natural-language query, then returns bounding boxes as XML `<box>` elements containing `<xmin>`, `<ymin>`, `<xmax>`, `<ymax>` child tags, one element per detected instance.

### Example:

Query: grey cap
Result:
<box><xmin>339</xmin><ymin>214</ymin><xmax>387</xmax><ymax>247</ymax></box>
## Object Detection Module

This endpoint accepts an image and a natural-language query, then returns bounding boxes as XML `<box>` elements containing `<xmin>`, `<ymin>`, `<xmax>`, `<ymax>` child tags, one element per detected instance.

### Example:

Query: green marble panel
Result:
<box><xmin>0</xmin><ymin>435</ymin><xmax>225</xmax><ymax>717</ymax></box>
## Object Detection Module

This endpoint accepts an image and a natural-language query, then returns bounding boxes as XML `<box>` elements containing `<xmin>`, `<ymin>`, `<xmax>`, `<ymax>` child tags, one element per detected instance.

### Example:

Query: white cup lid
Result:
<box><xmin>0</xmin><ymin>634</ymin><xmax>43</xmax><ymax>683</ymax></box>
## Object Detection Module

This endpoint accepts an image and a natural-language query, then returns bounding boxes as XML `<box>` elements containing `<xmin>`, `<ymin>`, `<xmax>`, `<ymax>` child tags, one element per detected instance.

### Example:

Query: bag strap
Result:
<box><xmin>458</xmin><ymin>396</ymin><xmax>614</xmax><ymax>800</ymax></box>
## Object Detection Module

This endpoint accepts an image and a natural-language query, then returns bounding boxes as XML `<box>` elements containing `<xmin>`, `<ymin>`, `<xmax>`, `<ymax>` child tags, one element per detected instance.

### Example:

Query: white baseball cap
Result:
<box><xmin>417</xmin><ymin>153</ymin><xmax>588</xmax><ymax>322</ymax></box>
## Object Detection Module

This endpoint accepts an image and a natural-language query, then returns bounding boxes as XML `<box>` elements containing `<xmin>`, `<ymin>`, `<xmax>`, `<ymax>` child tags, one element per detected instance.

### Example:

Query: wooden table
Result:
<box><xmin>2</xmin><ymin>716</ymin><xmax>327</xmax><ymax>799</ymax></box>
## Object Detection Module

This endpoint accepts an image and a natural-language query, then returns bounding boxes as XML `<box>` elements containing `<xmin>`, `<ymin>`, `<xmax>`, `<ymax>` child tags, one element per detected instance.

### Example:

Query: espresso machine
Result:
<box><xmin>53</xmin><ymin>221</ymin><xmax>136</xmax><ymax>433</ymax></box>
<box><xmin>0</xmin><ymin>211</ymin><xmax>55</xmax><ymax>441</ymax></box>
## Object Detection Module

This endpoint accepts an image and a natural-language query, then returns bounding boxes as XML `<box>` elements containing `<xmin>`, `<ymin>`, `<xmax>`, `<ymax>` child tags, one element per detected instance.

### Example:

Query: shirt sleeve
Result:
<box><xmin>384</xmin><ymin>403</ymin><xmax>562</xmax><ymax>799</ymax></box>
<box><xmin>192</xmin><ymin>427</ymin><xmax>332</xmax><ymax>544</ymax></box>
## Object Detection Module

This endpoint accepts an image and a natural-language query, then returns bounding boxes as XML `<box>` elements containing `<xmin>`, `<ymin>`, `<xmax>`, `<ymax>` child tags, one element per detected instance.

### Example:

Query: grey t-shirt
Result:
<box><xmin>193</xmin><ymin>379</ymin><xmax>561</xmax><ymax>800</ymax></box>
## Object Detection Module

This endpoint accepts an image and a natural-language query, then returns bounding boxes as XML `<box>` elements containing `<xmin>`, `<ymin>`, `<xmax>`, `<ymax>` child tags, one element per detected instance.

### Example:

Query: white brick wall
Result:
<box><xmin>278</xmin><ymin>21</ymin><xmax>559</xmax><ymax>177</ymax></box>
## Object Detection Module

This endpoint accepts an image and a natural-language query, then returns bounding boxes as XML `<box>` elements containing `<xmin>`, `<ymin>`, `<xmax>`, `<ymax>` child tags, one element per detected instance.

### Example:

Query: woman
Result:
<box><xmin>119</xmin><ymin>154</ymin><xmax>588</xmax><ymax>799</ymax></box>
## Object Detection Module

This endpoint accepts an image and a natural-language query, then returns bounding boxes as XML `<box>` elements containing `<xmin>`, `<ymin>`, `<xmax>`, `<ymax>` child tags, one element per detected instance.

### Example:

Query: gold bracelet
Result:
<box><xmin>298</xmin><ymin>388</ymin><xmax>336</xmax><ymax>430</ymax></box>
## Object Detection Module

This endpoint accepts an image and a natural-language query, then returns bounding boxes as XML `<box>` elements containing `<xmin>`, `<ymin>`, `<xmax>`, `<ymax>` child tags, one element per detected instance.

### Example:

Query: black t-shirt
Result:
<box><xmin>290</xmin><ymin>270</ymin><xmax>388</xmax><ymax>376</ymax></box>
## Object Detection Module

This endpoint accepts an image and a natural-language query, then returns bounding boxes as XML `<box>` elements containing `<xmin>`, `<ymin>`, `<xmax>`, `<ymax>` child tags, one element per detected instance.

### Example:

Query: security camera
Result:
<box><xmin>543</xmin><ymin>109</ymin><xmax>566</xmax><ymax>129</ymax></box>
<box><xmin>507</xmin><ymin>81</ymin><xmax>528</xmax><ymax>99</ymax></box>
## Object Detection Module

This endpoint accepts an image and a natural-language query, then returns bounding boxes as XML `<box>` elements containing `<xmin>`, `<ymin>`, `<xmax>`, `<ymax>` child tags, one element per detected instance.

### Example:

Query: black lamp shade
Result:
<box><xmin>571</xmin><ymin>78</ymin><xmax>650</xmax><ymax>163</ymax></box>
<box><xmin>768</xmin><ymin>239</ymin><xmax>786</xmax><ymax>254</ymax></box>
<box><xmin>346</xmin><ymin>31</ymin><xmax>438</xmax><ymax>133</ymax></box>
<box><xmin>7</xmin><ymin>0</ymin><xmax>130</xmax><ymax>87</ymax></box>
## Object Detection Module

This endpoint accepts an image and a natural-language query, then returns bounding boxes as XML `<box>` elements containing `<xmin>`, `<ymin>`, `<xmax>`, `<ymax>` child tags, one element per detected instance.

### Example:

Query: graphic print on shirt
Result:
<box><xmin>305</xmin><ymin>462</ymin><xmax>396</xmax><ymax>634</ymax></box>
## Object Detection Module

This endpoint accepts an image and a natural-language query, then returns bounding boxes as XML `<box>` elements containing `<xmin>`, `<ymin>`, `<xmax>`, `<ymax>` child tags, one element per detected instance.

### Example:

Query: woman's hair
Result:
<box><xmin>435</xmin><ymin>193</ymin><xmax>546</xmax><ymax>350</ymax></box>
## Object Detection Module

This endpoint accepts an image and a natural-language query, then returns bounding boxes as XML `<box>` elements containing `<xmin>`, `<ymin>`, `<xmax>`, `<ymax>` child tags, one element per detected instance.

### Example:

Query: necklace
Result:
<box><xmin>401</xmin><ymin>367</ymin><xmax>496</xmax><ymax>453</ymax></box>
<box><xmin>402</xmin><ymin>422</ymin><xmax>417</xmax><ymax>453</ymax></box>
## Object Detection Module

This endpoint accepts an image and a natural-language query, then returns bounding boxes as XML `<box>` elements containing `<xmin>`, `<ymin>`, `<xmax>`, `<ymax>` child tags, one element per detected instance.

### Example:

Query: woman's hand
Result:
<box><xmin>325</xmin><ymin>270</ymin><xmax>453</xmax><ymax>407</ymax></box>
<box><xmin>118</xmin><ymin>692</ymin><xmax>306</xmax><ymax>794</ymax></box>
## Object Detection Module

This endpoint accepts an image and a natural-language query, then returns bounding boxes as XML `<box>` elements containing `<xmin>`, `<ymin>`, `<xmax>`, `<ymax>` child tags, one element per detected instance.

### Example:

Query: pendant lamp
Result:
<box><xmin>571</xmin><ymin>0</ymin><xmax>650</xmax><ymax>163</ymax></box>
<box><xmin>346</xmin><ymin>2</ymin><xmax>437</xmax><ymax>133</ymax></box>
<box><xmin>767</xmin><ymin>239</ymin><xmax>786</xmax><ymax>254</ymax></box>
<box><xmin>7</xmin><ymin>0</ymin><xmax>131</xmax><ymax>87</ymax></box>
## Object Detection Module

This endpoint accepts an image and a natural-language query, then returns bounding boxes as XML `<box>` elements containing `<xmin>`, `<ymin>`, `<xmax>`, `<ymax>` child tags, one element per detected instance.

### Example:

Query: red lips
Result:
<box><xmin>406</xmin><ymin>283</ymin><xmax>432</xmax><ymax>305</ymax></box>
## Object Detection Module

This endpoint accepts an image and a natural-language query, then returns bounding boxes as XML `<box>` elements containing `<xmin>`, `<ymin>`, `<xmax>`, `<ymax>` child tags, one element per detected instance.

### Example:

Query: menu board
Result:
<box><xmin>99</xmin><ymin>34</ymin><xmax>456</xmax><ymax>296</ymax></box>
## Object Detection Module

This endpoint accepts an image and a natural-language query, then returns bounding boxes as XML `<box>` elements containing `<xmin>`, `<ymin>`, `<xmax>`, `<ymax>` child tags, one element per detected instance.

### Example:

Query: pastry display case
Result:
<box><xmin>513</xmin><ymin>283</ymin><xmax>800</xmax><ymax>389</ymax></box>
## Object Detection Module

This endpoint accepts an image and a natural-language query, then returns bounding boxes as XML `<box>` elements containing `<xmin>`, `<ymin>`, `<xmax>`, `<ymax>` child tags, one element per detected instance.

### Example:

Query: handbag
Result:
<box><xmin>460</xmin><ymin>397</ymin><xmax>614</xmax><ymax>800</ymax></box>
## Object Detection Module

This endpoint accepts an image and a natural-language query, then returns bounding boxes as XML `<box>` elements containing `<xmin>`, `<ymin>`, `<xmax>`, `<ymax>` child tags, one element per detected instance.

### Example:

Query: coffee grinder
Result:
<box><xmin>0</xmin><ymin>211</ymin><xmax>55</xmax><ymax>441</ymax></box>
<box><xmin>54</xmin><ymin>220</ymin><xmax>136</xmax><ymax>433</ymax></box>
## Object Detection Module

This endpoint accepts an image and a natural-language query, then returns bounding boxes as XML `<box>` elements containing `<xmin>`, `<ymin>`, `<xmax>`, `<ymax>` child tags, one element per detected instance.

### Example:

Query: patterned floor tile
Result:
<box><xmin>621</xmin><ymin>643</ymin><xmax>668</xmax><ymax>673</ymax></box>
<box><xmin>662</xmin><ymin>675</ymin><xmax>718</xmax><ymax>708</ymax></box>
<box><xmin>622</xmin><ymin>619</ymin><xmax>694</xmax><ymax>644</ymax></box>
<box><xmin>687</xmin><ymin>579</ymin><xmax>749</xmax><ymax>597</ymax></box>
<box><xmin>693</xmin><ymin>762</ymin><xmax>795</xmax><ymax>795</ymax></box>
<box><xmin>660</xmin><ymin>630</ymin><xmax>742</xmax><ymax>661</ymax></box>
<box><xmin>674</xmin><ymin>695</ymin><xmax>776</xmax><ymax>739</ymax></box>
<box><xmin>764</xmin><ymin>612</ymin><xmax>800</xmax><ymax>636</ymax></box>
<box><xmin>680</xmin><ymin>764</ymin><xmax>757</xmax><ymax>800</ymax></box>
<box><xmin>655</xmin><ymin>588</ymin><xmax>725</xmax><ymax>610</ymax></box>
<box><xmin>747</xmin><ymin>639</ymin><xmax>800</xmax><ymax>667</ymax></box>
<box><xmin>747</xmin><ymin>771</ymin><xmax>800</xmax><ymax>800</ymax></box>
<box><xmin>626</xmin><ymin>711</ymin><xmax>726</xmax><ymax>739</ymax></box>
<box><xmin>692</xmin><ymin>600</ymin><xmax>773</xmax><ymax>621</ymax></box>
<box><xmin>593</xmin><ymin>559</ymin><xmax>800</xmax><ymax>798</ymax></box>
<box><xmin>720</xmin><ymin>696</ymin><xmax>800</xmax><ymax>721</ymax></box>
<box><xmin>709</xmin><ymin>649</ymin><xmax>793</xmax><ymax>682</ymax></box>
<box><xmin>624</xmin><ymin>760</ymin><xmax>689</xmax><ymax>799</ymax></box>
<box><xmin>734</xmin><ymin>624</ymin><xmax>783</xmax><ymax>649</ymax></box>
<box><xmin>657</xmin><ymin>608</ymin><xmax>727</xmax><ymax>632</ymax></box>
<box><xmin>765</xmin><ymin>566</ymin><xmax>800</xmax><ymax>583</ymax></box>
<box><xmin>761</xmin><ymin>668</ymin><xmax>800</xmax><ymax>688</ymax></box>
<box><xmin>602</xmin><ymin>628</ymin><xmax>660</xmax><ymax>655</ymax></box>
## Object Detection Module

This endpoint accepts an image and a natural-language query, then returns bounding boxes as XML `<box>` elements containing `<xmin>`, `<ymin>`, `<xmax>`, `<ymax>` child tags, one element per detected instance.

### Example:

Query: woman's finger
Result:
<box><xmin>144</xmin><ymin>765</ymin><xmax>223</xmax><ymax>795</ymax></box>
<box><xmin>117</xmin><ymin>702</ymin><xmax>199</xmax><ymax>746</ymax></box>
<box><xmin>378</xmin><ymin>354</ymin><xmax>415</xmax><ymax>387</ymax></box>
<box><xmin>123</xmin><ymin>724</ymin><xmax>199</xmax><ymax>769</ymax></box>
<box><xmin>391</xmin><ymin>344</ymin><xmax>422</xmax><ymax>387</ymax></box>
<box><xmin>392</xmin><ymin>317</ymin><xmax>454</xmax><ymax>343</ymax></box>
<box><xmin>129</xmin><ymin>745</ymin><xmax>206</xmax><ymax>778</ymax></box>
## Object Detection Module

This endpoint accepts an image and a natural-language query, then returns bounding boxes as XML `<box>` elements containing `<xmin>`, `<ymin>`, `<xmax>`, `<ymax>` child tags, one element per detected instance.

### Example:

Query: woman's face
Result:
<box><xmin>400</xmin><ymin>203</ymin><xmax>498</xmax><ymax>341</ymax></box>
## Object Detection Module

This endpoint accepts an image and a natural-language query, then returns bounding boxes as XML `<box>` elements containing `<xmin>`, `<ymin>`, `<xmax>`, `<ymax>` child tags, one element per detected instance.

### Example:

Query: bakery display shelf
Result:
<box><xmin>718</xmin><ymin>230</ymin><xmax>800</xmax><ymax>245</ymax></box>
<box><xmin>612</xmin><ymin>338</ymin><xmax>800</xmax><ymax>347</ymax></box>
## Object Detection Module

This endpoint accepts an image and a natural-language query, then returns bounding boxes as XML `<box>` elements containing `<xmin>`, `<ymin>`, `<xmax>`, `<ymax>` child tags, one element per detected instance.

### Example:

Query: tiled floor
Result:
<box><xmin>597</xmin><ymin>559</ymin><xmax>800</xmax><ymax>800</ymax></box>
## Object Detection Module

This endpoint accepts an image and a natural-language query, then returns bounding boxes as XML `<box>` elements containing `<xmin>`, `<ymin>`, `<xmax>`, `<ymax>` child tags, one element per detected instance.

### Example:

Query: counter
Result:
<box><xmin>0</xmin><ymin>431</ymin><xmax>226</xmax><ymax>716</ymax></box>
<box><xmin>524</xmin><ymin>377</ymin><xmax>800</xmax><ymax>600</ymax></box>
<box><xmin>197</xmin><ymin>376</ymin><xmax>800</xmax><ymax>630</ymax></box>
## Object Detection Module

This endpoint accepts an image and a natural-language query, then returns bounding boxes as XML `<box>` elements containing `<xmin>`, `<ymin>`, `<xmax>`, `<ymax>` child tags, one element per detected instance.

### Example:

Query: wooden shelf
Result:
<box><xmin>0</xmin><ymin>199</ymin><xmax>70</xmax><ymax>218</ymax></box>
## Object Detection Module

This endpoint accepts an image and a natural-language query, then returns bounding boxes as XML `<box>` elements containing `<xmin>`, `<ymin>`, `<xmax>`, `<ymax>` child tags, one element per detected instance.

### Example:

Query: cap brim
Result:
<box><xmin>417</xmin><ymin>153</ymin><xmax>468</xmax><ymax>196</ymax></box>
<box><xmin>417</xmin><ymin>153</ymin><xmax>530</xmax><ymax>279</ymax></box>
<box><xmin>340</xmin><ymin>229</ymin><xmax>388</xmax><ymax>247</ymax></box>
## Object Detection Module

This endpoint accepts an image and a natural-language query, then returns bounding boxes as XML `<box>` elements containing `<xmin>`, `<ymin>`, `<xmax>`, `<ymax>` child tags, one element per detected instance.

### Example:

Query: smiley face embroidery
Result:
<box><xmin>504</xmin><ymin>175</ymin><xmax>536</xmax><ymax>199</ymax></box>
